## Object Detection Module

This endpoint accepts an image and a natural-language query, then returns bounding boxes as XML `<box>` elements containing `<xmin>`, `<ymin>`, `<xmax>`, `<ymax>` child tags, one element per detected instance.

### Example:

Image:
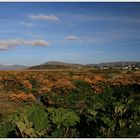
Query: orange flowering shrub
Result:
<box><xmin>0</xmin><ymin>76</ymin><xmax>2</xmax><ymax>80</ymax></box>
<box><xmin>72</xmin><ymin>75</ymin><xmax>84</xmax><ymax>81</ymax></box>
<box><xmin>41</xmin><ymin>79</ymin><xmax>53</xmax><ymax>88</ymax></box>
<box><xmin>52</xmin><ymin>79</ymin><xmax>75</xmax><ymax>94</ymax></box>
<box><xmin>83</xmin><ymin>78</ymin><xmax>93</xmax><ymax>84</ymax></box>
<box><xmin>54</xmin><ymin>79</ymin><xmax>75</xmax><ymax>89</ymax></box>
<box><xmin>94</xmin><ymin>75</ymin><xmax>103</xmax><ymax>81</ymax></box>
<box><xmin>9</xmin><ymin>92</ymin><xmax>36</xmax><ymax>103</ymax></box>
<box><xmin>22</xmin><ymin>80</ymin><xmax>32</xmax><ymax>90</ymax></box>
<box><xmin>0</xmin><ymin>70</ymin><xmax>140</xmax><ymax>96</ymax></box>
<box><xmin>39</xmin><ymin>87</ymin><xmax>51</xmax><ymax>94</ymax></box>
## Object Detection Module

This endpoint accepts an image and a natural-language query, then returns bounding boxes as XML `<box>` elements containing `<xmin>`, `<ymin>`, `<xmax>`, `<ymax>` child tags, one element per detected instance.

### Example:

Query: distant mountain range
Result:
<box><xmin>0</xmin><ymin>64</ymin><xmax>29</xmax><ymax>70</ymax></box>
<box><xmin>28</xmin><ymin>61</ymin><xmax>140</xmax><ymax>70</ymax></box>
<box><xmin>0</xmin><ymin>61</ymin><xmax>140</xmax><ymax>70</ymax></box>
<box><xmin>86</xmin><ymin>61</ymin><xmax>140</xmax><ymax>67</ymax></box>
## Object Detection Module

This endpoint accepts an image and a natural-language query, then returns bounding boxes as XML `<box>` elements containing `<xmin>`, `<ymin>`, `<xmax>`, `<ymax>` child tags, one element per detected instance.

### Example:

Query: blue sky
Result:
<box><xmin>0</xmin><ymin>2</ymin><xmax>140</xmax><ymax>65</ymax></box>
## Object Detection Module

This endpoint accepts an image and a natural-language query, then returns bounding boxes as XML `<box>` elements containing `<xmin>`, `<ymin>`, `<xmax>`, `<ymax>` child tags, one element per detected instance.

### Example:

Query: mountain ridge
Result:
<box><xmin>28</xmin><ymin>61</ymin><xmax>140</xmax><ymax>70</ymax></box>
<box><xmin>0</xmin><ymin>64</ymin><xmax>29</xmax><ymax>70</ymax></box>
<box><xmin>0</xmin><ymin>61</ymin><xmax>140</xmax><ymax>70</ymax></box>
<box><xmin>28</xmin><ymin>61</ymin><xmax>82</xmax><ymax>70</ymax></box>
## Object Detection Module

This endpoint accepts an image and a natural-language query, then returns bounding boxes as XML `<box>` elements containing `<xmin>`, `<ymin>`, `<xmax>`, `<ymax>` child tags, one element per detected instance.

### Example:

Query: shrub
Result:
<box><xmin>9</xmin><ymin>92</ymin><xmax>36</xmax><ymax>103</ymax></box>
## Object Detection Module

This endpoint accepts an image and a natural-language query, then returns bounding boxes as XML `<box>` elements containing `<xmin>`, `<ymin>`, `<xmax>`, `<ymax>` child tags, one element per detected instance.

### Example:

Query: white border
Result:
<box><xmin>0</xmin><ymin>0</ymin><xmax>140</xmax><ymax>2</ymax></box>
<box><xmin>0</xmin><ymin>1</ymin><xmax>139</xmax><ymax>140</ymax></box>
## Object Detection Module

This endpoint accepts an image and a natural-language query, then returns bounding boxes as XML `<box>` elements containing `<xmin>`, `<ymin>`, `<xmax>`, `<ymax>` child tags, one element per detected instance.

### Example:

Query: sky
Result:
<box><xmin>0</xmin><ymin>2</ymin><xmax>140</xmax><ymax>66</ymax></box>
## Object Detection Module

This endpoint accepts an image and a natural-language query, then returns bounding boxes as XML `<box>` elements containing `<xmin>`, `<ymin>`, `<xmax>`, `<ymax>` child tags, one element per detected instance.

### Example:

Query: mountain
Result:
<box><xmin>2</xmin><ymin>61</ymin><xmax>139</xmax><ymax>70</ymax></box>
<box><xmin>0</xmin><ymin>64</ymin><xmax>29</xmax><ymax>70</ymax></box>
<box><xmin>86</xmin><ymin>61</ymin><xmax>140</xmax><ymax>67</ymax></box>
<box><xmin>28</xmin><ymin>61</ymin><xmax>140</xmax><ymax>70</ymax></box>
<box><xmin>43</xmin><ymin>61</ymin><xmax>83</xmax><ymax>67</ymax></box>
<box><xmin>28</xmin><ymin>61</ymin><xmax>83</xmax><ymax>70</ymax></box>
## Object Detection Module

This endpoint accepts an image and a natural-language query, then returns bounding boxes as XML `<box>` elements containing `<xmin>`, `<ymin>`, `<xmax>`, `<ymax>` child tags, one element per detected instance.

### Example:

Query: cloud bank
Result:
<box><xmin>0</xmin><ymin>39</ymin><xmax>49</xmax><ymax>50</ymax></box>
<box><xmin>29</xmin><ymin>14</ymin><xmax>59</xmax><ymax>22</ymax></box>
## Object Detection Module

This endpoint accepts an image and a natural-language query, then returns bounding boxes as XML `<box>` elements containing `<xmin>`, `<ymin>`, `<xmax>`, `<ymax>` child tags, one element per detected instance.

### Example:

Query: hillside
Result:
<box><xmin>86</xmin><ymin>61</ymin><xmax>140</xmax><ymax>67</ymax></box>
<box><xmin>28</xmin><ymin>61</ymin><xmax>83</xmax><ymax>70</ymax></box>
<box><xmin>28</xmin><ymin>61</ymin><xmax>140</xmax><ymax>70</ymax></box>
<box><xmin>0</xmin><ymin>64</ymin><xmax>29</xmax><ymax>70</ymax></box>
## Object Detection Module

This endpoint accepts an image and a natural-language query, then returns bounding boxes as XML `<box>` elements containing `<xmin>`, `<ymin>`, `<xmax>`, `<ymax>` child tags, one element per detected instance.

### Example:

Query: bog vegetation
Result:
<box><xmin>0</xmin><ymin>69</ymin><xmax>140</xmax><ymax>138</ymax></box>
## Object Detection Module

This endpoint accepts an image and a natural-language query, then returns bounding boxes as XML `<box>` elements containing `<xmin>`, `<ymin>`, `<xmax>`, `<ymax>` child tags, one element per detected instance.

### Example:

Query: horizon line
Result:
<box><xmin>1</xmin><ymin>60</ymin><xmax>140</xmax><ymax>66</ymax></box>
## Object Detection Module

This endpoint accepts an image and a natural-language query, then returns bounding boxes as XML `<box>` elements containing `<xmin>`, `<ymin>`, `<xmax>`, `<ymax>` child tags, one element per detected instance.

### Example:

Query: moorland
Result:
<box><xmin>0</xmin><ymin>62</ymin><xmax>140</xmax><ymax>138</ymax></box>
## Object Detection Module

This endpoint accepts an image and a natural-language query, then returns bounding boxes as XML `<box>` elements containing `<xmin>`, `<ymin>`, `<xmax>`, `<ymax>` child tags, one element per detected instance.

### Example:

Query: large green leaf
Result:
<box><xmin>0</xmin><ymin>123</ymin><xmax>15</xmax><ymax>138</ymax></box>
<box><xmin>47</xmin><ymin>107</ymin><xmax>80</xmax><ymax>128</ymax></box>
<box><xmin>27</xmin><ymin>106</ymin><xmax>49</xmax><ymax>131</ymax></box>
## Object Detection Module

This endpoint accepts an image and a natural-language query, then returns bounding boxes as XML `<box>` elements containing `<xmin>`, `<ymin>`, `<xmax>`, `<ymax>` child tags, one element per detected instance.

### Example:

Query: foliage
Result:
<box><xmin>27</xmin><ymin>105</ymin><xmax>50</xmax><ymax>131</ymax></box>
<box><xmin>0</xmin><ymin>122</ymin><xmax>15</xmax><ymax>138</ymax></box>
<box><xmin>0</xmin><ymin>70</ymin><xmax>140</xmax><ymax>138</ymax></box>
<box><xmin>78</xmin><ymin>85</ymin><xmax>140</xmax><ymax>137</ymax></box>
<box><xmin>8</xmin><ymin>105</ymin><xmax>49</xmax><ymax>137</ymax></box>
<box><xmin>47</xmin><ymin>107</ymin><xmax>80</xmax><ymax>128</ymax></box>
<box><xmin>47</xmin><ymin>107</ymin><xmax>80</xmax><ymax>137</ymax></box>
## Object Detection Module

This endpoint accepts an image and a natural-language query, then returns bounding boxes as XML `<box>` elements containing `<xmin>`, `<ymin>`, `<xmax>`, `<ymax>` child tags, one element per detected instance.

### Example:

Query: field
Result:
<box><xmin>0</xmin><ymin>68</ymin><xmax>140</xmax><ymax>138</ymax></box>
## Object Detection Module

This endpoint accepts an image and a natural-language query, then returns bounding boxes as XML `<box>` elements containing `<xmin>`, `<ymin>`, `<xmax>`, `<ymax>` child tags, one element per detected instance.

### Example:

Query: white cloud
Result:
<box><xmin>0</xmin><ymin>39</ymin><xmax>49</xmax><ymax>50</ymax></box>
<box><xmin>65</xmin><ymin>35</ymin><xmax>78</xmax><ymax>41</ymax></box>
<box><xmin>29</xmin><ymin>14</ymin><xmax>59</xmax><ymax>22</ymax></box>
<box><xmin>20</xmin><ymin>22</ymin><xmax>34</xmax><ymax>28</ymax></box>
<box><xmin>28</xmin><ymin>40</ymin><xmax>49</xmax><ymax>47</ymax></box>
